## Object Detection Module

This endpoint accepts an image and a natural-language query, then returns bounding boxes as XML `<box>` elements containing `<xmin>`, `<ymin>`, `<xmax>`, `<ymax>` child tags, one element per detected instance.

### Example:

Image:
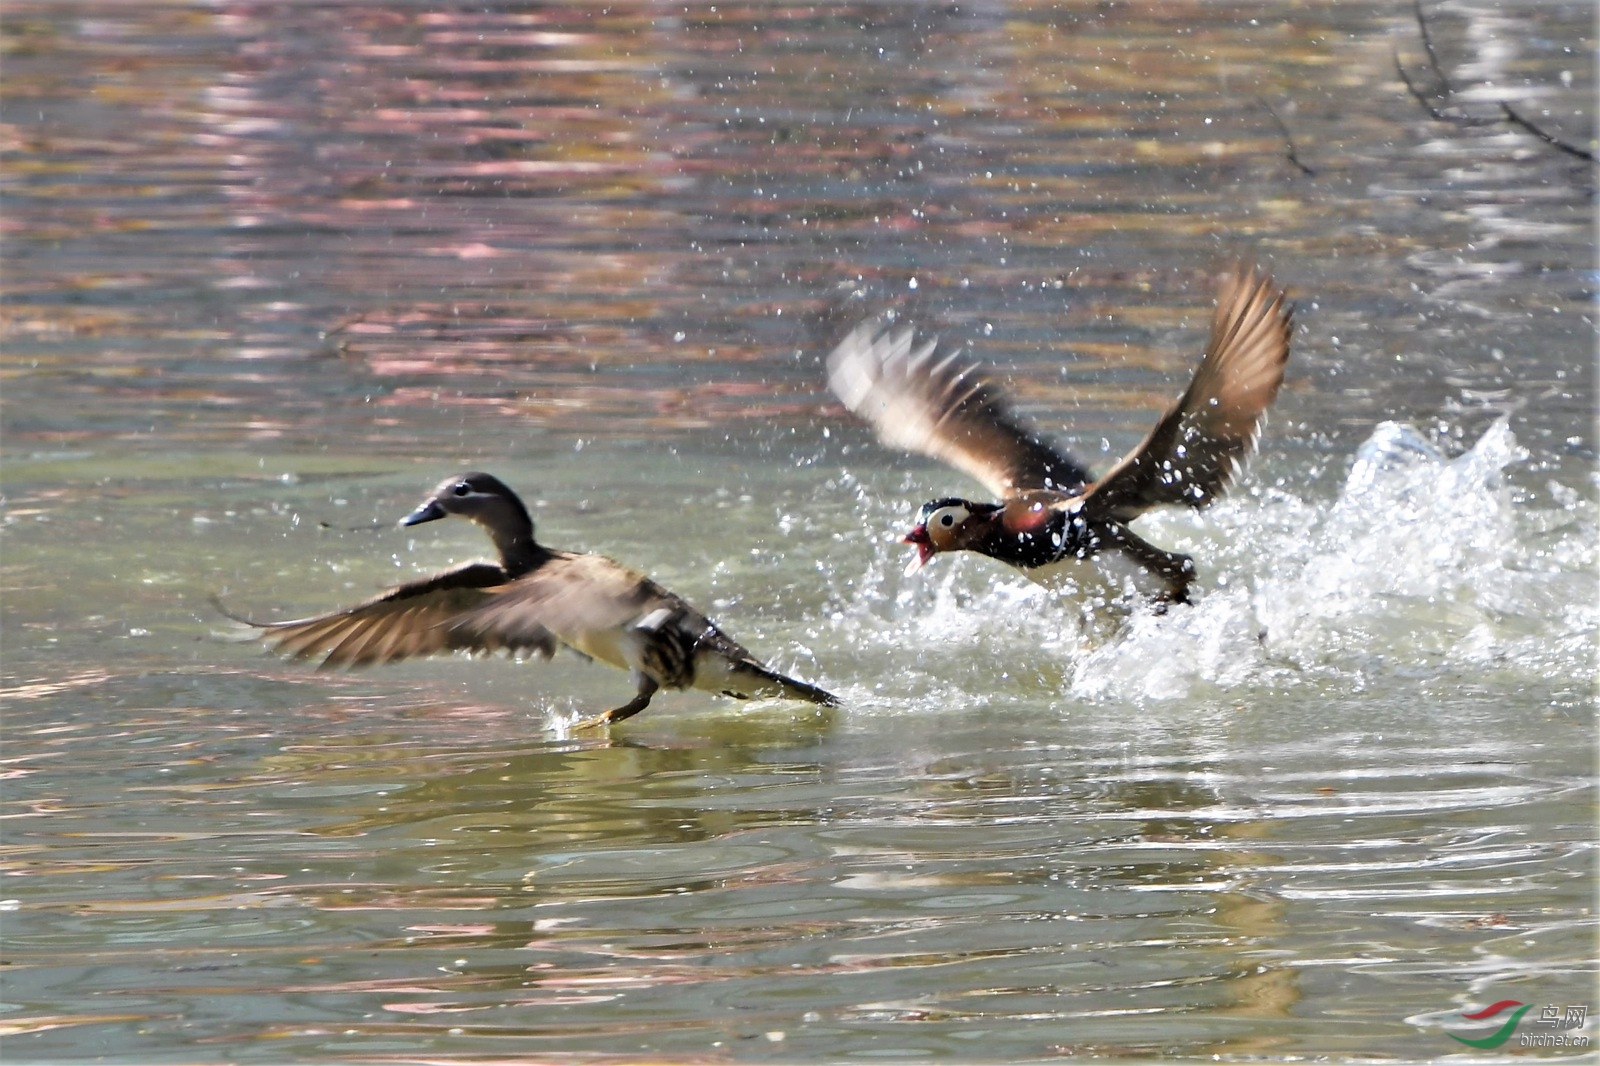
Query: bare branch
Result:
<box><xmin>1499</xmin><ymin>103</ymin><xmax>1597</xmax><ymax>163</ymax></box>
<box><xmin>1412</xmin><ymin>0</ymin><xmax>1447</xmax><ymax>89</ymax></box>
<box><xmin>1398</xmin><ymin>0</ymin><xmax>1590</xmax><ymax>162</ymax></box>
<box><xmin>1258</xmin><ymin>98</ymin><xmax>1315</xmax><ymax>177</ymax></box>
<box><xmin>1393</xmin><ymin>48</ymin><xmax>1453</xmax><ymax>122</ymax></box>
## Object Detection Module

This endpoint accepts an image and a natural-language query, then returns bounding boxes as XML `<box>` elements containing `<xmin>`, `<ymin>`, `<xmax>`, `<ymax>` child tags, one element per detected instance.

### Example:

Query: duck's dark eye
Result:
<box><xmin>939</xmin><ymin>513</ymin><xmax>955</xmax><ymax>527</ymax></box>
<box><xmin>452</xmin><ymin>483</ymin><xmax>472</xmax><ymax>497</ymax></box>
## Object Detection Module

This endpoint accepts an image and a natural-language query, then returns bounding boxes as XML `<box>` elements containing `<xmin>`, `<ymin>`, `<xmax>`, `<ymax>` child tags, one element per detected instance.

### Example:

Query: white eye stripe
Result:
<box><xmin>927</xmin><ymin>504</ymin><xmax>970</xmax><ymax>530</ymax></box>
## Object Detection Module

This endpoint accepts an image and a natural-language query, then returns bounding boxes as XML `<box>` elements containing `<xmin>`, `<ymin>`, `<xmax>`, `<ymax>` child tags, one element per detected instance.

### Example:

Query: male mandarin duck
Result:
<box><xmin>228</xmin><ymin>472</ymin><xmax>838</xmax><ymax>726</ymax></box>
<box><xmin>827</xmin><ymin>265</ymin><xmax>1293</xmax><ymax>604</ymax></box>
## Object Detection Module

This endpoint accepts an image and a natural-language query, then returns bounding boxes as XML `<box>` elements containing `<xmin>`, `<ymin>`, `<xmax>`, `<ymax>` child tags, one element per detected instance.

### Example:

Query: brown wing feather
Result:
<box><xmin>245</xmin><ymin>562</ymin><xmax>557</xmax><ymax>669</ymax></box>
<box><xmin>444</xmin><ymin>553</ymin><xmax>708</xmax><ymax>649</ymax></box>
<box><xmin>827</xmin><ymin>321</ymin><xmax>1093</xmax><ymax>498</ymax></box>
<box><xmin>1082</xmin><ymin>266</ymin><xmax>1292</xmax><ymax>521</ymax></box>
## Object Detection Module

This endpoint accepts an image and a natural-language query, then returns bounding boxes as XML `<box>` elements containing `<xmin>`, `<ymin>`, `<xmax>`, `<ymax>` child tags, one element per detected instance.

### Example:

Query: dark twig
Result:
<box><xmin>1397</xmin><ymin>0</ymin><xmax>1594</xmax><ymax>162</ymax></box>
<box><xmin>315</xmin><ymin>312</ymin><xmax>367</xmax><ymax>357</ymax></box>
<box><xmin>1394</xmin><ymin>1</ymin><xmax>1493</xmax><ymax>128</ymax></box>
<box><xmin>1259</xmin><ymin>98</ymin><xmax>1316</xmax><ymax>176</ymax></box>
<box><xmin>1393</xmin><ymin>48</ymin><xmax>1455</xmax><ymax>122</ymax></box>
<box><xmin>1411</xmin><ymin>0</ymin><xmax>1444</xmax><ymax>81</ymax></box>
<box><xmin>1400</xmin><ymin>0</ymin><xmax>1494</xmax><ymax>123</ymax></box>
<box><xmin>319</xmin><ymin>520</ymin><xmax>390</xmax><ymax>532</ymax></box>
<box><xmin>1499</xmin><ymin>103</ymin><xmax>1597</xmax><ymax>163</ymax></box>
<box><xmin>319</xmin><ymin>312</ymin><xmax>368</xmax><ymax>342</ymax></box>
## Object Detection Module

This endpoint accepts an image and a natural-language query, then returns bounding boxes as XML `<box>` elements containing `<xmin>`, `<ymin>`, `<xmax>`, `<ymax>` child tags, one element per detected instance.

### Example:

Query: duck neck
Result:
<box><xmin>498</xmin><ymin>534</ymin><xmax>550</xmax><ymax>577</ymax></box>
<box><xmin>484</xmin><ymin>506</ymin><xmax>548</xmax><ymax>577</ymax></box>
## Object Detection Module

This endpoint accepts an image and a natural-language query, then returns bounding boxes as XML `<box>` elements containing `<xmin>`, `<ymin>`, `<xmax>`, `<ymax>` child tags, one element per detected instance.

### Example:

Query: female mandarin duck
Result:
<box><xmin>827</xmin><ymin>265</ymin><xmax>1293</xmax><ymax>604</ymax></box>
<box><xmin>232</xmin><ymin>472</ymin><xmax>838</xmax><ymax>726</ymax></box>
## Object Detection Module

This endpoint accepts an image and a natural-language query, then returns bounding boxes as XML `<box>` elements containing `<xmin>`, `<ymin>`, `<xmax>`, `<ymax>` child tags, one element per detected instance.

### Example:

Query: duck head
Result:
<box><xmin>902</xmin><ymin>497</ymin><xmax>1002</xmax><ymax>575</ymax></box>
<box><xmin>401</xmin><ymin>472</ymin><xmax>540</xmax><ymax>570</ymax></box>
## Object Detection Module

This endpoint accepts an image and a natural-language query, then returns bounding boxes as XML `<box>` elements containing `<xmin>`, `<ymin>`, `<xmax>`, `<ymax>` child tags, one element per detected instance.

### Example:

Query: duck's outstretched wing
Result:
<box><xmin>826</xmin><ymin>321</ymin><xmax>1094</xmax><ymax>498</ymax></box>
<box><xmin>440</xmin><ymin>552</ymin><xmax>674</xmax><ymax>653</ymax></box>
<box><xmin>1083</xmin><ymin>265</ymin><xmax>1292</xmax><ymax>522</ymax></box>
<box><xmin>227</xmin><ymin>562</ymin><xmax>557</xmax><ymax>668</ymax></box>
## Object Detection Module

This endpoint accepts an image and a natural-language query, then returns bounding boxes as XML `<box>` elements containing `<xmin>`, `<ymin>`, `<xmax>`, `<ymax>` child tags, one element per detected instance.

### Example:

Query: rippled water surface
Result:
<box><xmin>2</xmin><ymin>2</ymin><xmax>1596</xmax><ymax>1061</ymax></box>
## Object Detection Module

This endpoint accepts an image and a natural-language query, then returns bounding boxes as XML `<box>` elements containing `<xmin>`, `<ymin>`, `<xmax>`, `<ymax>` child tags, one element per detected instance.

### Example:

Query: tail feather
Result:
<box><xmin>766</xmin><ymin>669</ymin><xmax>841</xmax><ymax>707</ymax></box>
<box><xmin>712</xmin><ymin>657</ymin><xmax>840</xmax><ymax>707</ymax></box>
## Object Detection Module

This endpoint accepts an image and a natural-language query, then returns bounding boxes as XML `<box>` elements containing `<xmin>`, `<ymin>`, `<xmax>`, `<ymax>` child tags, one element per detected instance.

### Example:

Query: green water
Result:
<box><xmin>2</xmin><ymin>2</ymin><xmax>1595</xmax><ymax>1061</ymax></box>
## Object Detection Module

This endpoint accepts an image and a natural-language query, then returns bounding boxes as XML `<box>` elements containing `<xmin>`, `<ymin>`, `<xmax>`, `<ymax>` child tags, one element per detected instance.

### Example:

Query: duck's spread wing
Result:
<box><xmin>246</xmin><ymin>562</ymin><xmax>556</xmax><ymax>668</ymax></box>
<box><xmin>1083</xmin><ymin>266</ymin><xmax>1292</xmax><ymax>522</ymax></box>
<box><xmin>827</xmin><ymin>321</ymin><xmax>1094</xmax><ymax>498</ymax></box>
<box><xmin>443</xmin><ymin>552</ymin><xmax>712</xmax><ymax>651</ymax></box>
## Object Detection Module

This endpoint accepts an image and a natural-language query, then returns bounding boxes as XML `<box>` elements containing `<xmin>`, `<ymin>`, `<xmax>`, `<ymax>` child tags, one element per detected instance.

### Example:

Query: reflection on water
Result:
<box><xmin>5</xmin><ymin>1</ymin><xmax>1594</xmax><ymax>457</ymax></box>
<box><xmin>2</xmin><ymin>1</ymin><xmax>1595</xmax><ymax>1062</ymax></box>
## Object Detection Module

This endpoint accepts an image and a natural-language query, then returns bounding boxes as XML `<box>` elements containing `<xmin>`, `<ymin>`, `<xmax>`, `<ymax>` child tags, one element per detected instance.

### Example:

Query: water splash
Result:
<box><xmin>1253</xmin><ymin>419</ymin><xmax>1592</xmax><ymax>682</ymax></box>
<box><xmin>826</xmin><ymin>420</ymin><xmax>1595</xmax><ymax>708</ymax></box>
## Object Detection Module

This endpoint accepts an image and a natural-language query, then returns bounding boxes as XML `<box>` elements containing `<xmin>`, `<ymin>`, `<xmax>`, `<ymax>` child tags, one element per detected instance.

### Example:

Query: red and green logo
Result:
<box><xmin>1447</xmin><ymin>1001</ymin><xmax>1532</xmax><ymax>1048</ymax></box>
